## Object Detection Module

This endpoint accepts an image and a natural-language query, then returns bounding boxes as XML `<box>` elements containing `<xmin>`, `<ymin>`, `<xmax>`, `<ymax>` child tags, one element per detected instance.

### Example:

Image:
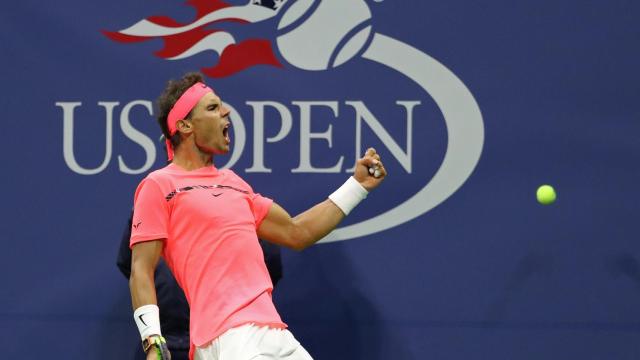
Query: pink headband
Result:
<box><xmin>165</xmin><ymin>82</ymin><xmax>215</xmax><ymax>160</ymax></box>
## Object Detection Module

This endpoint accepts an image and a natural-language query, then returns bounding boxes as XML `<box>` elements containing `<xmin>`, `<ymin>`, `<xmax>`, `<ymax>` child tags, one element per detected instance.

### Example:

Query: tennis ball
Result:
<box><xmin>536</xmin><ymin>185</ymin><xmax>557</xmax><ymax>205</ymax></box>
<box><xmin>276</xmin><ymin>0</ymin><xmax>372</xmax><ymax>70</ymax></box>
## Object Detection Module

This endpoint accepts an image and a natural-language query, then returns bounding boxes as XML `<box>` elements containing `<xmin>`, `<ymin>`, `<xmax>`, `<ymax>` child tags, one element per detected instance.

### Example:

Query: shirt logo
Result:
<box><xmin>165</xmin><ymin>184</ymin><xmax>248</xmax><ymax>202</ymax></box>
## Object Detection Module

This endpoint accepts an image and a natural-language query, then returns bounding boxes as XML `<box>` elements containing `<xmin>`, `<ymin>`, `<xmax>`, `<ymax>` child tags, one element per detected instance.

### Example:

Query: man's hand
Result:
<box><xmin>144</xmin><ymin>335</ymin><xmax>171</xmax><ymax>360</ymax></box>
<box><xmin>145</xmin><ymin>345</ymin><xmax>171</xmax><ymax>360</ymax></box>
<box><xmin>353</xmin><ymin>147</ymin><xmax>387</xmax><ymax>191</ymax></box>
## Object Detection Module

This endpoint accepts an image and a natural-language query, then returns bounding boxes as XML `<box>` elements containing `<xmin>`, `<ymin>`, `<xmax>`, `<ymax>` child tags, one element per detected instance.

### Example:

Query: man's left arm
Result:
<box><xmin>257</xmin><ymin>148</ymin><xmax>386</xmax><ymax>250</ymax></box>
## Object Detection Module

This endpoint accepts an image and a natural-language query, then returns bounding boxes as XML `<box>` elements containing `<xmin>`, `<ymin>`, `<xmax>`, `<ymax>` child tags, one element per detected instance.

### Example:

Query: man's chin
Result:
<box><xmin>214</xmin><ymin>146</ymin><xmax>230</xmax><ymax>155</ymax></box>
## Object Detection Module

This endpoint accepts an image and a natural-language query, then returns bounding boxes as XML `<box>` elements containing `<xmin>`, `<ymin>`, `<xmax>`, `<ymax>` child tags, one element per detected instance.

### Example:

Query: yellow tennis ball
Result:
<box><xmin>536</xmin><ymin>185</ymin><xmax>557</xmax><ymax>205</ymax></box>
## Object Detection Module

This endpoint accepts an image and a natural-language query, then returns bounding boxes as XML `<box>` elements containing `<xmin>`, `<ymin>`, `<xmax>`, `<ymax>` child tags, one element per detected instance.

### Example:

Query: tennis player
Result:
<box><xmin>129</xmin><ymin>72</ymin><xmax>386</xmax><ymax>360</ymax></box>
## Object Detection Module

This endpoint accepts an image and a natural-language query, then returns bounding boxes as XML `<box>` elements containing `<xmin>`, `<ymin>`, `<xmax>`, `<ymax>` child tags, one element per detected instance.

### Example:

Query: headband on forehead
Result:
<box><xmin>165</xmin><ymin>82</ymin><xmax>215</xmax><ymax>160</ymax></box>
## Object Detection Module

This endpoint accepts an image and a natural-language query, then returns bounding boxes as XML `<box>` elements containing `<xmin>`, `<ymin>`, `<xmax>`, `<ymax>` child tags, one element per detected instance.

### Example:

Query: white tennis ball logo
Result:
<box><xmin>276</xmin><ymin>0</ymin><xmax>373</xmax><ymax>70</ymax></box>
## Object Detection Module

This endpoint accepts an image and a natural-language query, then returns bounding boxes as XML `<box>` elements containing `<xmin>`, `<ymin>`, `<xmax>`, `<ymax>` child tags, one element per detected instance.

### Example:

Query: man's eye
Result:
<box><xmin>208</xmin><ymin>105</ymin><xmax>218</xmax><ymax>111</ymax></box>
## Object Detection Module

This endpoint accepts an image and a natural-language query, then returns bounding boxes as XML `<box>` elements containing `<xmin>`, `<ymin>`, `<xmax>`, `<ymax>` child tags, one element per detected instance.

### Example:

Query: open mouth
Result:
<box><xmin>222</xmin><ymin>123</ymin><xmax>231</xmax><ymax>144</ymax></box>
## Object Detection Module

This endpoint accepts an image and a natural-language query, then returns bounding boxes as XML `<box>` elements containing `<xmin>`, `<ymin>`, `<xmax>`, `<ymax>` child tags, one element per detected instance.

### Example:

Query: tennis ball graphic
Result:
<box><xmin>276</xmin><ymin>0</ymin><xmax>373</xmax><ymax>70</ymax></box>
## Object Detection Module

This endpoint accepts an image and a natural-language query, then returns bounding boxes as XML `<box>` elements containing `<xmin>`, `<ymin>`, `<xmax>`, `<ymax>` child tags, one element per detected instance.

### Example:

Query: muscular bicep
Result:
<box><xmin>257</xmin><ymin>203</ymin><xmax>298</xmax><ymax>249</ymax></box>
<box><xmin>130</xmin><ymin>240</ymin><xmax>164</xmax><ymax>276</ymax></box>
<box><xmin>257</xmin><ymin>199</ymin><xmax>343</xmax><ymax>251</ymax></box>
<box><xmin>130</xmin><ymin>239</ymin><xmax>165</xmax><ymax>309</ymax></box>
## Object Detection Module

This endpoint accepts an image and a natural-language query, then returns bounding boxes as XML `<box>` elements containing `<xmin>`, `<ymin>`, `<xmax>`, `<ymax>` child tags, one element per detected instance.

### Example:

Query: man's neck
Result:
<box><xmin>172</xmin><ymin>144</ymin><xmax>214</xmax><ymax>171</ymax></box>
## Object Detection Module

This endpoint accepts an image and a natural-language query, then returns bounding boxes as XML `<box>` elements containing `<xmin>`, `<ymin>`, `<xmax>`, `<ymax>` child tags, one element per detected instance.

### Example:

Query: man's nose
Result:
<box><xmin>221</xmin><ymin>104</ymin><xmax>231</xmax><ymax>118</ymax></box>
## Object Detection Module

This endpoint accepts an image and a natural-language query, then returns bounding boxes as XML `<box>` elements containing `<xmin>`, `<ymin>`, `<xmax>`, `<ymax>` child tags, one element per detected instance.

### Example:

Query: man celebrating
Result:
<box><xmin>129</xmin><ymin>72</ymin><xmax>386</xmax><ymax>360</ymax></box>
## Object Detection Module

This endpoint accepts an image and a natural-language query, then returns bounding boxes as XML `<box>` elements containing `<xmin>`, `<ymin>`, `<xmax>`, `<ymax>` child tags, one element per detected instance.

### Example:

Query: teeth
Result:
<box><xmin>222</xmin><ymin>124</ymin><xmax>231</xmax><ymax>142</ymax></box>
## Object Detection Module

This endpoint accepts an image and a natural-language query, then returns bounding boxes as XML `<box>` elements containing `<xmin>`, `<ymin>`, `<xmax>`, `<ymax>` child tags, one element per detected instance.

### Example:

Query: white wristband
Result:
<box><xmin>134</xmin><ymin>304</ymin><xmax>162</xmax><ymax>340</ymax></box>
<box><xmin>328</xmin><ymin>176</ymin><xmax>368</xmax><ymax>215</ymax></box>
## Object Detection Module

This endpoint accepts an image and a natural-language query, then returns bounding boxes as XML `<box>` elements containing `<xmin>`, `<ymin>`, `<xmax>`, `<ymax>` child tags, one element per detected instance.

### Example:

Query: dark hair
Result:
<box><xmin>156</xmin><ymin>72</ymin><xmax>205</xmax><ymax>150</ymax></box>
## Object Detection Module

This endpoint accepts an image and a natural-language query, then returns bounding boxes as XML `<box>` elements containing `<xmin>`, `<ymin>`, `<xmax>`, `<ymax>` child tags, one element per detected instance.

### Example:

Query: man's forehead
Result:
<box><xmin>196</xmin><ymin>91</ymin><xmax>220</xmax><ymax>106</ymax></box>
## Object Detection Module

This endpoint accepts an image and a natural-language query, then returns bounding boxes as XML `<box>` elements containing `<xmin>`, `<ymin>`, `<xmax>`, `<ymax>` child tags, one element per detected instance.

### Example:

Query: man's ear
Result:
<box><xmin>176</xmin><ymin>119</ymin><xmax>193</xmax><ymax>134</ymax></box>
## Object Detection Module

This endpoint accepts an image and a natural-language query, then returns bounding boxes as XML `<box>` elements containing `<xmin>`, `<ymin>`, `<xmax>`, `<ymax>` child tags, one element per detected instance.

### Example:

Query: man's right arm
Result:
<box><xmin>130</xmin><ymin>239</ymin><xmax>170</xmax><ymax>360</ymax></box>
<box><xmin>130</xmin><ymin>239</ymin><xmax>163</xmax><ymax>310</ymax></box>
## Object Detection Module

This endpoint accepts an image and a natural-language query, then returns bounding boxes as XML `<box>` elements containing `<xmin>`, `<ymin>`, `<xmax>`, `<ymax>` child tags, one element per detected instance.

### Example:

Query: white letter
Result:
<box><xmin>291</xmin><ymin>101</ymin><xmax>343</xmax><ymax>173</ymax></box>
<box><xmin>118</xmin><ymin>100</ymin><xmax>156</xmax><ymax>174</ymax></box>
<box><xmin>56</xmin><ymin>101</ymin><xmax>116</xmax><ymax>175</ymax></box>
<box><xmin>245</xmin><ymin>101</ymin><xmax>292</xmax><ymax>173</ymax></box>
<box><xmin>345</xmin><ymin>100</ymin><xmax>418</xmax><ymax>173</ymax></box>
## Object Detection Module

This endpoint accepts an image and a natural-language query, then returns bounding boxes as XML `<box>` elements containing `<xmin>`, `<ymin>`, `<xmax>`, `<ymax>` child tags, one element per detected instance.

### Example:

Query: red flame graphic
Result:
<box><xmin>102</xmin><ymin>0</ymin><xmax>282</xmax><ymax>78</ymax></box>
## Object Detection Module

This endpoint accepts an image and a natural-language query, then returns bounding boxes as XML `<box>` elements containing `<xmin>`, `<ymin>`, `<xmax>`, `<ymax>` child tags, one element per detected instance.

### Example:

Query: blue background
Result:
<box><xmin>1</xmin><ymin>0</ymin><xmax>639</xmax><ymax>358</ymax></box>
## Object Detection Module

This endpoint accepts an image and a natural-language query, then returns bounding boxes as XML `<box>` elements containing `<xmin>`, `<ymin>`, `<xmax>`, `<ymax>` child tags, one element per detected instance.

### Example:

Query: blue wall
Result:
<box><xmin>1</xmin><ymin>1</ymin><xmax>639</xmax><ymax>358</ymax></box>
